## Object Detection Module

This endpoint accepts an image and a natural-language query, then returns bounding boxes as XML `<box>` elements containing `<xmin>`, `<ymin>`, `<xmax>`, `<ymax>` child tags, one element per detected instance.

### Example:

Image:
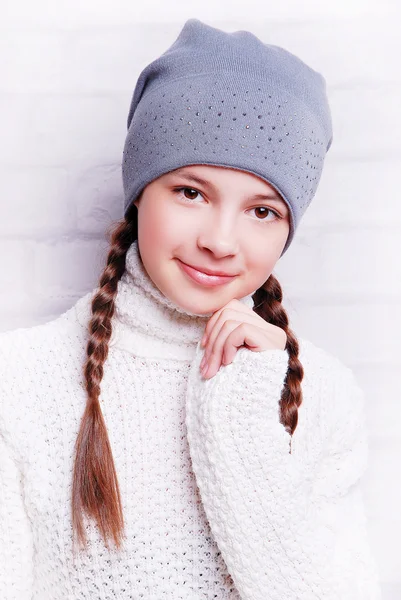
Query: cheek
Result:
<box><xmin>138</xmin><ymin>199</ymin><xmax>199</xmax><ymax>248</ymax></box>
<box><xmin>137</xmin><ymin>200</ymin><xmax>173</xmax><ymax>248</ymax></box>
<box><xmin>245</xmin><ymin>254</ymin><xmax>277</xmax><ymax>289</ymax></box>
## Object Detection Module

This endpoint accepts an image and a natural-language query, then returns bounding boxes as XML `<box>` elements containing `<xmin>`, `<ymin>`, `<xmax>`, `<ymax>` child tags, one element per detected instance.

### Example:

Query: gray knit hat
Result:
<box><xmin>122</xmin><ymin>18</ymin><xmax>333</xmax><ymax>256</ymax></box>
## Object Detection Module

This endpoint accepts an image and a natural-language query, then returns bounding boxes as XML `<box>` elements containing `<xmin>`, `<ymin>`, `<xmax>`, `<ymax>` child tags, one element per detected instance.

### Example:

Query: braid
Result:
<box><xmin>252</xmin><ymin>274</ymin><xmax>304</xmax><ymax>453</ymax></box>
<box><xmin>71</xmin><ymin>203</ymin><xmax>138</xmax><ymax>553</ymax></box>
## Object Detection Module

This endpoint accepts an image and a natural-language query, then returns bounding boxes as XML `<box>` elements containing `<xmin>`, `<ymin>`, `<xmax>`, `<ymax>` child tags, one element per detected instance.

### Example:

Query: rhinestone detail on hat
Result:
<box><xmin>123</xmin><ymin>79</ymin><xmax>328</xmax><ymax>225</ymax></box>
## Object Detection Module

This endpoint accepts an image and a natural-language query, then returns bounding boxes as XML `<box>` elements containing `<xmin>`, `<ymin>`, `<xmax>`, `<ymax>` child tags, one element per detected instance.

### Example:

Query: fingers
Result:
<box><xmin>199</xmin><ymin>299</ymin><xmax>288</xmax><ymax>380</ymax></box>
<box><xmin>201</xmin><ymin>299</ymin><xmax>260</xmax><ymax>348</ymax></box>
<box><xmin>200</xmin><ymin>320</ymin><xmax>244</xmax><ymax>379</ymax></box>
<box><xmin>202</xmin><ymin>305</ymin><xmax>268</xmax><ymax>350</ymax></box>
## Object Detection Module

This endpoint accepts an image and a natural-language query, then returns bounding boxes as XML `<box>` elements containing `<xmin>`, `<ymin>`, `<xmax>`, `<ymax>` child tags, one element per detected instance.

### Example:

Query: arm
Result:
<box><xmin>0</xmin><ymin>431</ymin><xmax>34</xmax><ymax>599</ymax></box>
<box><xmin>185</xmin><ymin>344</ymin><xmax>382</xmax><ymax>600</ymax></box>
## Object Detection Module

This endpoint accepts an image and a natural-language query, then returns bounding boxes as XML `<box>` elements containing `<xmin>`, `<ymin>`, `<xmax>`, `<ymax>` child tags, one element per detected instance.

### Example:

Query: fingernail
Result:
<box><xmin>202</xmin><ymin>362</ymin><xmax>209</xmax><ymax>377</ymax></box>
<box><xmin>200</xmin><ymin>355</ymin><xmax>206</xmax><ymax>370</ymax></box>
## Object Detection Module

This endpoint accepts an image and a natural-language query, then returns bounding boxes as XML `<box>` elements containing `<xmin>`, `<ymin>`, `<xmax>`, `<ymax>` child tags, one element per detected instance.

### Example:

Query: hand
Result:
<box><xmin>199</xmin><ymin>298</ymin><xmax>287</xmax><ymax>379</ymax></box>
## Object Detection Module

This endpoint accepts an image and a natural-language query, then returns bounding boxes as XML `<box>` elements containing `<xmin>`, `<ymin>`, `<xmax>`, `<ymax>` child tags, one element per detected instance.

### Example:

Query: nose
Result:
<box><xmin>197</xmin><ymin>213</ymin><xmax>240</xmax><ymax>258</ymax></box>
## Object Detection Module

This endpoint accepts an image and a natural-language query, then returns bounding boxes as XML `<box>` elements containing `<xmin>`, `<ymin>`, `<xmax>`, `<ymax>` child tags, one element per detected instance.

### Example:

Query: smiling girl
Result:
<box><xmin>0</xmin><ymin>18</ymin><xmax>382</xmax><ymax>600</ymax></box>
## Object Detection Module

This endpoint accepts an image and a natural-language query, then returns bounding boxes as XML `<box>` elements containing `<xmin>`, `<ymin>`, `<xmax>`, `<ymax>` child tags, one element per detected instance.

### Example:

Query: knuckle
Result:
<box><xmin>222</xmin><ymin>319</ymin><xmax>234</xmax><ymax>331</ymax></box>
<box><xmin>220</xmin><ymin>307</ymin><xmax>230</xmax><ymax>319</ymax></box>
<box><xmin>209</xmin><ymin>349</ymin><xmax>220</xmax><ymax>363</ymax></box>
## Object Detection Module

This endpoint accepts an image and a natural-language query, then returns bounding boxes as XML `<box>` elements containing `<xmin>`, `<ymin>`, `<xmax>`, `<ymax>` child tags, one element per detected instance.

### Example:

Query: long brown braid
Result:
<box><xmin>71</xmin><ymin>201</ymin><xmax>304</xmax><ymax>552</ymax></box>
<box><xmin>71</xmin><ymin>202</ymin><xmax>138</xmax><ymax>553</ymax></box>
<box><xmin>252</xmin><ymin>281</ymin><xmax>304</xmax><ymax>445</ymax></box>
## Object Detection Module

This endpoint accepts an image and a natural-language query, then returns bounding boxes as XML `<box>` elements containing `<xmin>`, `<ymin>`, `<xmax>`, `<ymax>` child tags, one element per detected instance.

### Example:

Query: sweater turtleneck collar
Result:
<box><xmin>75</xmin><ymin>240</ymin><xmax>255</xmax><ymax>361</ymax></box>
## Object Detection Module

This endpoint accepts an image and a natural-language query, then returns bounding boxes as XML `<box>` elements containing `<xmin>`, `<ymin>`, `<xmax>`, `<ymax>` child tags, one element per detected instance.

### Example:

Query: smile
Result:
<box><xmin>176</xmin><ymin>259</ymin><xmax>237</xmax><ymax>287</ymax></box>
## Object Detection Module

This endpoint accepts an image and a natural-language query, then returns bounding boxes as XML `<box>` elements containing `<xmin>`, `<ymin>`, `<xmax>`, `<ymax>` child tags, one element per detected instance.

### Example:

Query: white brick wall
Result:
<box><xmin>1</xmin><ymin>3</ymin><xmax>399</xmax><ymax>597</ymax></box>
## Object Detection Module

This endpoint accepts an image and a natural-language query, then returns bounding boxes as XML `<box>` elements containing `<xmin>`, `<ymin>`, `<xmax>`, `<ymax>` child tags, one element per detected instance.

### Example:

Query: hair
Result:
<box><xmin>71</xmin><ymin>194</ymin><xmax>304</xmax><ymax>553</ymax></box>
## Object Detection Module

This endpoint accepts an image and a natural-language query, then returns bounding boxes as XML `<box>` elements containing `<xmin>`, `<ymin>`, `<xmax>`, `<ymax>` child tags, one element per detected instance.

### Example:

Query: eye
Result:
<box><xmin>172</xmin><ymin>186</ymin><xmax>283</xmax><ymax>223</ymax></box>
<box><xmin>173</xmin><ymin>187</ymin><xmax>203</xmax><ymax>203</ymax></box>
<box><xmin>247</xmin><ymin>206</ymin><xmax>283</xmax><ymax>223</ymax></box>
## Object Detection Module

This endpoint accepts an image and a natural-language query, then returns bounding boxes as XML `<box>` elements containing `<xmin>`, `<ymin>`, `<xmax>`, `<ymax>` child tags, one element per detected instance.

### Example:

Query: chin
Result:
<box><xmin>170</xmin><ymin>293</ymin><xmax>218</xmax><ymax>316</ymax></box>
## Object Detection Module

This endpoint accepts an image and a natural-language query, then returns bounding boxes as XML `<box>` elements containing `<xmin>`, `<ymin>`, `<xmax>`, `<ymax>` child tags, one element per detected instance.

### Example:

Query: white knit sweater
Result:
<box><xmin>0</xmin><ymin>240</ymin><xmax>382</xmax><ymax>600</ymax></box>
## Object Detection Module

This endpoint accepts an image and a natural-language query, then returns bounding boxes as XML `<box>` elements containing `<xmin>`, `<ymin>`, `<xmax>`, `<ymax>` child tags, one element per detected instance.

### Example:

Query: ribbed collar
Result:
<box><xmin>74</xmin><ymin>240</ymin><xmax>255</xmax><ymax>361</ymax></box>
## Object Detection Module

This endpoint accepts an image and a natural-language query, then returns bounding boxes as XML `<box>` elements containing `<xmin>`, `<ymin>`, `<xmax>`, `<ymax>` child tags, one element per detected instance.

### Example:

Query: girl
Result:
<box><xmin>0</xmin><ymin>18</ymin><xmax>382</xmax><ymax>600</ymax></box>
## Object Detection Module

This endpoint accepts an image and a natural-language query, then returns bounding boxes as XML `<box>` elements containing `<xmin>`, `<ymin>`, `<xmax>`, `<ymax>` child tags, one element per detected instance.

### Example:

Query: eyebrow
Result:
<box><xmin>169</xmin><ymin>169</ymin><xmax>287</xmax><ymax>206</ymax></box>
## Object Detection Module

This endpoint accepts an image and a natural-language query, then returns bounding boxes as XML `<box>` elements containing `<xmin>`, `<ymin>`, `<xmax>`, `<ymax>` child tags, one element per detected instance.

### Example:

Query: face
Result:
<box><xmin>133</xmin><ymin>164</ymin><xmax>291</xmax><ymax>316</ymax></box>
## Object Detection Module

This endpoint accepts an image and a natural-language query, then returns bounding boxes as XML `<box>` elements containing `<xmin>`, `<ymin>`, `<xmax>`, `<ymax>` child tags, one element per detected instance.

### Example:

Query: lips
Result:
<box><xmin>182</xmin><ymin>261</ymin><xmax>237</xmax><ymax>277</ymax></box>
<box><xmin>177</xmin><ymin>259</ymin><xmax>238</xmax><ymax>287</ymax></box>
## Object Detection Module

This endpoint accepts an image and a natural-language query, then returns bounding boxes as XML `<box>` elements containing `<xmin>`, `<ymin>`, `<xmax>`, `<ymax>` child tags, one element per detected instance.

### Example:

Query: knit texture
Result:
<box><xmin>0</xmin><ymin>241</ymin><xmax>382</xmax><ymax>599</ymax></box>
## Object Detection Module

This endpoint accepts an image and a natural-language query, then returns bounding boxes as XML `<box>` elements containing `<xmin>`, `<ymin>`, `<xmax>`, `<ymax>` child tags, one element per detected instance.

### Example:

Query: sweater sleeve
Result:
<box><xmin>185</xmin><ymin>344</ymin><xmax>382</xmax><ymax>600</ymax></box>
<box><xmin>0</xmin><ymin>431</ymin><xmax>34</xmax><ymax>599</ymax></box>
